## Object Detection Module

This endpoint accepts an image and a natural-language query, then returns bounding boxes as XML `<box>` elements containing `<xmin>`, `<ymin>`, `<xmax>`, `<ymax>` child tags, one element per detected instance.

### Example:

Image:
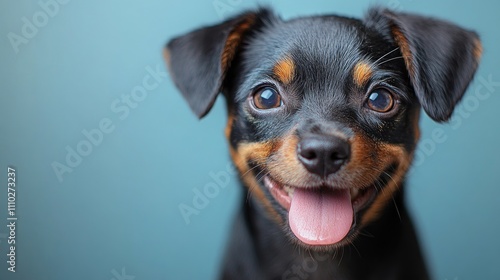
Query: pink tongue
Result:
<box><xmin>289</xmin><ymin>188</ymin><xmax>353</xmax><ymax>245</ymax></box>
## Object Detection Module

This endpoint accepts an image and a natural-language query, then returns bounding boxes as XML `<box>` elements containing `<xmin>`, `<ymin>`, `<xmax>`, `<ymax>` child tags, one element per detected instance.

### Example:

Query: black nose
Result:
<box><xmin>297</xmin><ymin>136</ymin><xmax>350</xmax><ymax>177</ymax></box>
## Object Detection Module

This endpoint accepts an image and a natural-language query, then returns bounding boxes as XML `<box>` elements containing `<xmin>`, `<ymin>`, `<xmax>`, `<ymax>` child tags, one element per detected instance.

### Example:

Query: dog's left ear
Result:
<box><xmin>365</xmin><ymin>8</ymin><xmax>482</xmax><ymax>122</ymax></box>
<box><xmin>164</xmin><ymin>9</ymin><xmax>274</xmax><ymax>118</ymax></box>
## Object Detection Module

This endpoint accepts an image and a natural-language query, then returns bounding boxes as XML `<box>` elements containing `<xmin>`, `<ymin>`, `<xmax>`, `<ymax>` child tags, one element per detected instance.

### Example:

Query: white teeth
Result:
<box><xmin>265</xmin><ymin>177</ymin><xmax>295</xmax><ymax>198</ymax></box>
<box><xmin>350</xmin><ymin>188</ymin><xmax>359</xmax><ymax>200</ymax></box>
<box><xmin>264</xmin><ymin>177</ymin><xmax>274</xmax><ymax>189</ymax></box>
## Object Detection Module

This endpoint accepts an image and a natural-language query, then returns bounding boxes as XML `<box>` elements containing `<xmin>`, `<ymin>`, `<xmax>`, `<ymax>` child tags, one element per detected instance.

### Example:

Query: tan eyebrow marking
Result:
<box><xmin>273</xmin><ymin>56</ymin><xmax>295</xmax><ymax>84</ymax></box>
<box><xmin>353</xmin><ymin>61</ymin><xmax>373</xmax><ymax>87</ymax></box>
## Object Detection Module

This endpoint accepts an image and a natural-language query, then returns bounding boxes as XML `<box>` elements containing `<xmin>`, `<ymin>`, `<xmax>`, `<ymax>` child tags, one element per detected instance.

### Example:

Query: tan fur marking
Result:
<box><xmin>391</xmin><ymin>26</ymin><xmax>415</xmax><ymax>76</ymax></box>
<box><xmin>221</xmin><ymin>15</ymin><xmax>256</xmax><ymax>73</ymax></box>
<box><xmin>273</xmin><ymin>56</ymin><xmax>296</xmax><ymax>84</ymax></box>
<box><xmin>360</xmin><ymin>111</ymin><xmax>421</xmax><ymax>224</ymax></box>
<box><xmin>225</xmin><ymin>114</ymin><xmax>281</xmax><ymax>222</ymax></box>
<box><xmin>353</xmin><ymin>61</ymin><xmax>373</xmax><ymax>87</ymax></box>
<box><xmin>337</xmin><ymin>131</ymin><xmax>413</xmax><ymax>226</ymax></box>
<box><xmin>237</xmin><ymin>142</ymin><xmax>275</xmax><ymax>164</ymax></box>
<box><xmin>163</xmin><ymin>48</ymin><xmax>171</xmax><ymax>68</ymax></box>
<box><xmin>225</xmin><ymin>114</ymin><xmax>234</xmax><ymax>140</ymax></box>
<box><xmin>360</xmin><ymin>143</ymin><xmax>412</xmax><ymax>225</ymax></box>
<box><xmin>163</xmin><ymin>47</ymin><xmax>175</xmax><ymax>81</ymax></box>
<box><xmin>229</xmin><ymin>142</ymin><xmax>282</xmax><ymax>223</ymax></box>
<box><xmin>413</xmin><ymin>109</ymin><xmax>421</xmax><ymax>144</ymax></box>
<box><xmin>267</xmin><ymin>134</ymin><xmax>315</xmax><ymax>187</ymax></box>
<box><xmin>343</xmin><ymin>134</ymin><xmax>380</xmax><ymax>188</ymax></box>
<box><xmin>473</xmin><ymin>38</ymin><xmax>483</xmax><ymax>62</ymax></box>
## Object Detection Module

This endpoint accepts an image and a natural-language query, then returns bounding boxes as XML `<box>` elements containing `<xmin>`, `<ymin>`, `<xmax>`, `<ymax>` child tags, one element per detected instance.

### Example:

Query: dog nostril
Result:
<box><xmin>330</xmin><ymin>152</ymin><xmax>339</xmax><ymax>161</ymax></box>
<box><xmin>301</xmin><ymin>149</ymin><xmax>317</xmax><ymax>160</ymax></box>
<box><xmin>330</xmin><ymin>150</ymin><xmax>348</xmax><ymax>161</ymax></box>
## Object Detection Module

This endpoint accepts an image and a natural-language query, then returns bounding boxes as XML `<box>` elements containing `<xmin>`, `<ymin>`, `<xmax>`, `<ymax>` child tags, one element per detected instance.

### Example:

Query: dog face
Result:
<box><xmin>165</xmin><ymin>8</ymin><xmax>481</xmax><ymax>248</ymax></box>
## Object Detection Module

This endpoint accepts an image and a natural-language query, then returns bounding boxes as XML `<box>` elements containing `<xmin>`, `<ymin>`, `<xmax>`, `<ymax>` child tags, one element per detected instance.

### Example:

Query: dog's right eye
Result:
<box><xmin>252</xmin><ymin>87</ymin><xmax>282</xmax><ymax>110</ymax></box>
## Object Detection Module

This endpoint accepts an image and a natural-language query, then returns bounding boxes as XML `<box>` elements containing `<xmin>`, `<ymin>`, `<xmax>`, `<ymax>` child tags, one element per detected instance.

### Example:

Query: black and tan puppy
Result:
<box><xmin>164</xmin><ymin>7</ymin><xmax>481</xmax><ymax>279</ymax></box>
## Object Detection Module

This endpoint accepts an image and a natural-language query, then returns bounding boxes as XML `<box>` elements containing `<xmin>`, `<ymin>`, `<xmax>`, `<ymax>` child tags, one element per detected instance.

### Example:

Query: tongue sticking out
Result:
<box><xmin>289</xmin><ymin>188</ymin><xmax>353</xmax><ymax>245</ymax></box>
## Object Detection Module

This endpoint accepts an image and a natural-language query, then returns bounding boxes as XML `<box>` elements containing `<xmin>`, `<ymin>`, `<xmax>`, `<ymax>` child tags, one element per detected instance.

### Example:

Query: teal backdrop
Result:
<box><xmin>1</xmin><ymin>0</ymin><xmax>499</xmax><ymax>279</ymax></box>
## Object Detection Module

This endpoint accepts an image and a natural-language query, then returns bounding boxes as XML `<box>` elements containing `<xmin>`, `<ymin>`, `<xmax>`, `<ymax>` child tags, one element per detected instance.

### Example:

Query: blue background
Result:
<box><xmin>1</xmin><ymin>0</ymin><xmax>499</xmax><ymax>279</ymax></box>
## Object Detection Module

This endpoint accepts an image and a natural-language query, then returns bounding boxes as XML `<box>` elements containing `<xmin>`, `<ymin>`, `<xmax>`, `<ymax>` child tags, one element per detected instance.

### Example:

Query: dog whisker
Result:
<box><xmin>372</xmin><ymin>47</ymin><xmax>400</xmax><ymax>65</ymax></box>
<box><xmin>376</xmin><ymin>56</ymin><xmax>404</xmax><ymax>67</ymax></box>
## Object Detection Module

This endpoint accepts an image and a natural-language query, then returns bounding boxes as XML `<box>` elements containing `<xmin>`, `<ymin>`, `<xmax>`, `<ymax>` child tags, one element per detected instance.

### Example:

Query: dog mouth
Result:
<box><xmin>263</xmin><ymin>175</ymin><xmax>378</xmax><ymax>246</ymax></box>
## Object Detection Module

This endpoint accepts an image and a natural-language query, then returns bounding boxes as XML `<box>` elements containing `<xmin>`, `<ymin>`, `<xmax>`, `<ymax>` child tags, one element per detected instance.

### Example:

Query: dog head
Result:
<box><xmin>164</xmin><ymin>8</ymin><xmax>481</xmax><ymax>248</ymax></box>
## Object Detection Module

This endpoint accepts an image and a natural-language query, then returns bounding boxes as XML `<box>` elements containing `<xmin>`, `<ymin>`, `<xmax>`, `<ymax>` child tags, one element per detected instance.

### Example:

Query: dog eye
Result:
<box><xmin>252</xmin><ymin>87</ymin><xmax>282</xmax><ymax>110</ymax></box>
<box><xmin>366</xmin><ymin>88</ymin><xmax>394</xmax><ymax>113</ymax></box>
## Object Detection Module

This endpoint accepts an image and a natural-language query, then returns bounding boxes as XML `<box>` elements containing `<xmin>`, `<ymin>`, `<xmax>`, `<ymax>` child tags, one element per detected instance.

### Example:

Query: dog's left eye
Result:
<box><xmin>252</xmin><ymin>87</ymin><xmax>282</xmax><ymax>110</ymax></box>
<box><xmin>366</xmin><ymin>88</ymin><xmax>394</xmax><ymax>113</ymax></box>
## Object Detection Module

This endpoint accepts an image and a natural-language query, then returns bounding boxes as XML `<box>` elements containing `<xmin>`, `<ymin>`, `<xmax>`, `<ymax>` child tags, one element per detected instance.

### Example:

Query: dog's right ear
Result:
<box><xmin>164</xmin><ymin>9</ymin><xmax>273</xmax><ymax>118</ymax></box>
<box><xmin>364</xmin><ymin>8</ymin><xmax>482</xmax><ymax>122</ymax></box>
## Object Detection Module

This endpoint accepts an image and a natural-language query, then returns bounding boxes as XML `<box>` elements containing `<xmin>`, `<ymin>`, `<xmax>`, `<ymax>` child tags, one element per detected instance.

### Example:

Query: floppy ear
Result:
<box><xmin>364</xmin><ymin>8</ymin><xmax>482</xmax><ymax>122</ymax></box>
<box><xmin>164</xmin><ymin>9</ymin><xmax>273</xmax><ymax>118</ymax></box>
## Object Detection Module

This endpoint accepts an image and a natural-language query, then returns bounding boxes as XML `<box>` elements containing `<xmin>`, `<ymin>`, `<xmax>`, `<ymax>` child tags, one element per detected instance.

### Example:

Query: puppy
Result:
<box><xmin>164</xmin><ymin>7</ymin><xmax>481</xmax><ymax>279</ymax></box>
